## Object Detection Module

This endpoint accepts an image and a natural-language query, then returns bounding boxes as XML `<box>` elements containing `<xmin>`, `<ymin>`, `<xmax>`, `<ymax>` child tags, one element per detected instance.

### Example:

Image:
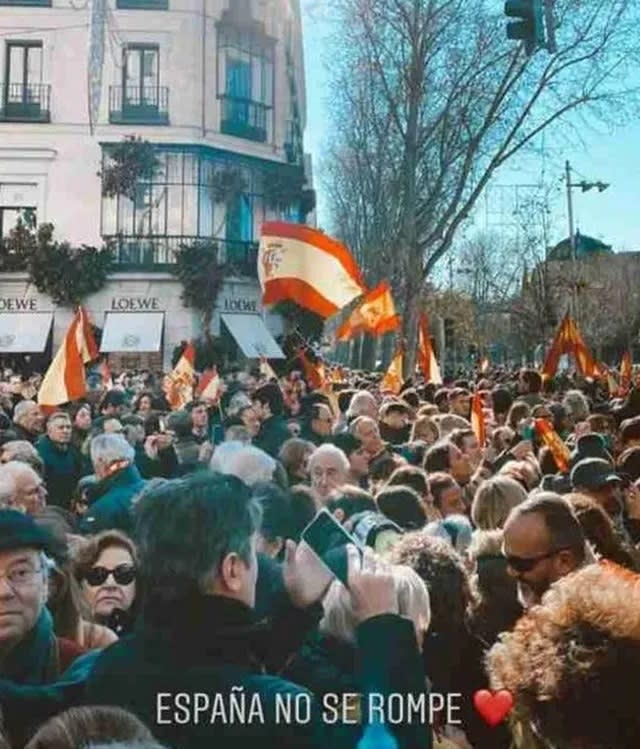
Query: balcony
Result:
<box><xmin>0</xmin><ymin>83</ymin><xmax>50</xmax><ymax>123</ymax></box>
<box><xmin>219</xmin><ymin>96</ymin><xmax>270</xmax><ymax>143</ymax></box>
<box><xmin>105</xmin><ymin>236</ymin><xmax>258</xmax><ymax>277</ymax></box>
<box><xmin>116</xmin><ymin>0</ymin><xmax>167</xmax><ymax>7</ymax></box>
<box><xmin>109</xmin><ymin>86</ymin><xmax>169</xmax><ymax>126</ymax></box>
<box><xmin>285</xmin><ymin>120</ymin><xmax>303</xmax><ymax>165</ymax></box>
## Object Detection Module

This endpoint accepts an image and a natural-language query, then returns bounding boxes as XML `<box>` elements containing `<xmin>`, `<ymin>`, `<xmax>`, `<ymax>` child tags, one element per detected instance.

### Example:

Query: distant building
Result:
<box><xmin>0</xmin><ymin>0</ymin><xmax>314</xmax><ymax>370</ymax></box>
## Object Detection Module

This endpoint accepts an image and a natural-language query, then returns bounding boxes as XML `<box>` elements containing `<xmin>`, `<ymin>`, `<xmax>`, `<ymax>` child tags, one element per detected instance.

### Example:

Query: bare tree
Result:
<box><xmin>323</xmin><ymin>0</ymin><xmax>640</xmax><ymax>373</ymax></box>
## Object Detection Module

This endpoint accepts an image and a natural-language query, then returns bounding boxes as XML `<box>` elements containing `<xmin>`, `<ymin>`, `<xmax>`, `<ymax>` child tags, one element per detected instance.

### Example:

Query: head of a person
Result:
<box><xmin>566</xmin><ymin>492</ymin><xmax>634</xmax><ymax>568</ymax></box>
<box><xmin>74</xmin><ymin>530</ymin><xmax>138</xmax><ymax>622</ymax></box>
<box><xmin>13</xmin><ymin>401</ymin><xmax>45</xmax><ymax>436</ymax></box>
<box><xmin>491</xmin><ymin>425</ymin><xmax>515</xmax><ymax>454</ymax></box>
<box><xmin>0</xmin><ymin>440</ymin><xmax>44</xmax><ymax>476</ymax></box>
<box><xmin>0</xmin><ymin>509</ymin><xmax>53</xmax><ymax>657</ymax></box>
<box><xmin>309</xmin><ymin>403</ymin><xmax>334</xmax><ymax>438</ymax></box>
<box><xmin>100</xmin><ymin>390</ymin><xmax>126</xmax><ymax>418</ymax></box>
<box><xmin>133</xmin><ymin>391</ymin><xmax>155</xmax><ymax>416</ymax></box>
<box><xmin>331</xmin><ymin>433</ymin><xmax>370</xmax><ymax>480</ymax></box>
<box><xmin>487</xmin><ymin>563</ymin><xmax>640</xmax><ymax>749</ymax></box>
<box><xmin>326</xmin><ymin>486</ymin><xmax>377</xmax><ymax>524</ymax></box>
<box><xmin>376</xmin><ymin>485</ymin><xmax>427</xmax><ymax>531</ymax></box>
<box><xmin>345</xmin><ymin>390</ymin><xmax>378</xmax><ymax>422</ymax></box>
<box><xmin>502</xmin><ymin>493</ymin><xmax>586</xmax><ymax>609</ymax></box>
<box><xmin>89</xmin><ymin>433</ymin><xmax>135</xmax><ymax>481</ymax></box>
<box><xmin>278</xmin><ymin>438</ymin><xmax>315</xmax><ymax>481</ymax></box>
<box><xmin>320</xmin><ymin>555</ymin><xmax>430</xmax><ymax>649</ymax></box>
<box><xmin>308</xmin><ymin>444</ymin><xmax>350</xmax><ymax>502</ymax></box>
<box><xmin>188</xmin><ymin>400</ymin><xmax>209</xmax><ymax>431</ymax></box>
<box><xmin>562</xmin><ymin>389</ymin><xmax>590</xmax><ymax>426</ymax></box>
<box><xmin>410</xmin><ymin>416</ymin><xmax>439</xmax><ymax>445</ymax></box>
<box><xmin>448</xmin><ymin>388</ymin><xmax>471</xmax><ymax>418</ymax></box>
<box><xmin>71</xmin><ymin>403</ymin><xmax>93</xmax><ymax>432</ymax></box>
<box><xmin>251</xmin><ymin>482</ymin><xmax>294</xmax><ymax>560</ymax></box>
<box><xmin>471</xmin><ymin>476</ymin><xmax>528</xmax><ymax>531</ymax></box>
<box><xmin>218</xmin><ymin>445</ymin><xmax>276</xmax><ymax>487</ymax></box>
<box><xmin>518</xmin><ymin>368</ymin><xmax>542</xmax><ymax>395</ymax></box>
<box><xmin>252</xmin><ymin>382</ymin><xmax>284</xmax><ymax>420</ymax></box>
<box><xmin>47</xmin><ymin>411</ymin><xmax>73</xmax><ymax>447</ymax></box>
<box><xmin>386</xmin><ymin>465</ymin><xmax>432</xmax><ymax>506</ymax></box>
<box><xmin>379</xmin><ymin>401</ymin><xmax>410</xmax><ymax>431</ymax></box>
<box><xmin>498</xmin><ymin>458</ymin><xmax>541</xmax><ymax>493</ymax></box>
<box><xmin>134</xmin><ymin>472</ymin><xmax>261</xmax><ymax>610</ymax></box>
<box><xmin>618</xmin><ymin>446</ymin><xmax>640</xmax><ymax>483</ymax></box>
<box><xmin>102</xmin><ymin>417</ymin><xmax>124</xmax><ymax>436</ymax></box>
<box><xmin>236</xmin><ymin>404</ymin><xmax>260</xmax><ymax>437</ymax></box>
<box><xmin>434</xmin><ymin>388</ymin><xmax>450</xmax><ymax>413</ymax></box>
<box><xmin>424</xmin><ymin>440</ymin><xmax>472</xmax><ymax>485</ymax></box>
<box><xmin>506</xmin><ymin>401</ymin><xmax>531</xmax><ymax>433</ymax></box>
<box><xmin>350</xmin><ymin>416</ymin><xmax>382</xmax><ymax>454</ymax></box>
<box><xmin>0</xmin><ymin>461</ymin><xmax>47</xmax><ymax>515</ymax></box>
<box><xmin>620</xmin><ymin>416</ymin><xmax>640</xmax><ymax>449</ymax></box>
<box><xmin>449</xmin><ymin>427</ymin><xmax>482</xmax><ymax>471</ymax></box>
<box><xmin>424</xmin><ymin>514</ymin><xmax>473</xmax><ymax>556</ymax></box>
<box><xmin>429</xmin><ymin>472</ymin><xmax>465</xmax><ymax>518</ymax></box>
<box><xmin>570</xmin><ymin>457</ymin><xmax>622</xmax><ymax>518</ymax></box>
<box><xmin>337</xmin><ymin>389</ymin><xmax>356</xmax><ymax>417</ymax></box>
<box><xmin>23</xmin><ymin>706</ymin><xmax>155</xmax><ymax>749</ymax></box>
<box><xmin>120</xmin><ymin>415</ymin><xmax>146</xmax><ymax>447</ymax></box>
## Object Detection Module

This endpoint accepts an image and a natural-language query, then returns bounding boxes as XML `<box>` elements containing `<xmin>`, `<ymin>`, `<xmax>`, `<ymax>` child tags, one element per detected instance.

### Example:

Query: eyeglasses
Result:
<box><xmin>0</xmin><ymin>566</ymin><xmax>43</xmax><ymax>590</ymax></box>
<box><xmin>85</xmin><ymin>564</ymin><xmax>136</xmax><ymax>587</ymax></box>
<box><xmin>502</xmin><ymin>548</ymin><xmax>570</xmax><ymax>573</ymax></box>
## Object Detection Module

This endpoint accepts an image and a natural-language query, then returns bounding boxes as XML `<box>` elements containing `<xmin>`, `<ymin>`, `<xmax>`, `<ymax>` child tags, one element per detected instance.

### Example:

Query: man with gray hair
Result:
<box><xmin>0</xmin><ymin>440</ymin><xmax>44</xmax><ymax>476</ymax></box>
<box><xmin>12</xmin><ymin>401</ymin><xmax>45</xmax><ymax>445</ymax></box>
<box><xmin>210</xmin><ymin>443</ymin><xmax>276</xmax><ymax>487</ymax></box>
<box><xmin>308</xmin><ymin>444</ymin><xmax>350</xmax><ymax>504</ymax></box>
<box><xmin>79</xmin><ymin>434</ymin><xmax>146</xmax><ymax>536</ymax></box>
<box><xmin>0</xmin><ymin>462</ymin><xmax>47</xmax><ymax>515</ymax></box>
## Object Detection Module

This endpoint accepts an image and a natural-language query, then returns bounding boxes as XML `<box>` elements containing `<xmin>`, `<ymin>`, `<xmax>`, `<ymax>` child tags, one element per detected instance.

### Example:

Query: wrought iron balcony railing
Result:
<box><xmin>109</xmin><ymin>86</ymin><xmax>169</xmax><ymax>125</ymax></box>
<box><xmin>0</xmin><ymin>83</ymin><xmax>50</xmax><ymax>122</ymax></box>
<box><xmin>219</xmin><ymin>95</ymin><xmax>270</xmax><ymax>143</ymax></box>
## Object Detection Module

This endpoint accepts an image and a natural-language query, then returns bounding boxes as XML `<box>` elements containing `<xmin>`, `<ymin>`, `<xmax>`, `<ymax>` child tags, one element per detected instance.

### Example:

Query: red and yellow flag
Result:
<box><xmin>382</xmin><ymin>350</ymin><xmax>404</xmax><ymax>394</ymax></box>
<box><xmin>163</xmin><ymin>342</ymin><xmax>196</xmax><ymax>410</ymax></box>
<box><xmin>38</xmin><ymin>307</ymin><xmax>99</xmax><ymax>407</ymax></box>
<box><xmin>535</xmin><ymin>418</ymin><xmax>570</xmax><ymax>473</ymax></box>
<box><xmin>416</xmin><ymin>313</ymin><xmax>442</xmax><ymax>385</ymax></box>
<box><xmin>471</xmin><ymin>392</ymin><xmax>486</xmax><ymax>447</ymax></box>
<box><xmin>197</xmin><ymin>365</ymin><xmax>223</xmax><ymax>403</ymax></box>
<box><xmin>620</xmin><ymin>351</ymin><xmax>633</xmax><ymax>394</ymax></box>
<box><xmin>259</xmin><ymin>356</ymin><xmax>278</xmax><ymax>382</ymax></box>
<box><xmin>336</xmin><ymin>282</ymin><xmax>401</xmax><ymax>341</ymax></box>
<box><xmin>298</xmin><ymin>349</ymin><xmax>326</xmax><ymax>391</ymax></box>
<box><xmin>258</xmin><ymin>222</ymin><xmax>366</xmax><ymax>318</ymax></box>
<box><xmin>541</xmin><ymin>314</ymin><xmax>598</xmax><ymax>379</ymax></box>
<box><xmin>479</xmin><ymin>357</ymin><xmax>490</xmax><ymax>375</ymax></box>
<box><xmin>100</xmin><ymin>360</ymin><xmax>113</xmax><ymax>390</ymax></box>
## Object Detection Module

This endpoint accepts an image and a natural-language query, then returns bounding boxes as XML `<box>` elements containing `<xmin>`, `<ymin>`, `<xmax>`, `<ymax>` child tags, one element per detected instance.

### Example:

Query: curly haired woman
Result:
<box><xmin>487</xmin><ymin>562</ymin><xmax>640</xmax><ymax>748</ymax></box>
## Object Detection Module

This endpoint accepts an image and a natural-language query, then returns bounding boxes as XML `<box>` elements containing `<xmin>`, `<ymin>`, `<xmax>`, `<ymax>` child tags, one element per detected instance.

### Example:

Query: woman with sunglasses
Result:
<box><xmin>73</xmin><ymin>530</ymin><xmax>138</xmax><ymax>636</ymax></box>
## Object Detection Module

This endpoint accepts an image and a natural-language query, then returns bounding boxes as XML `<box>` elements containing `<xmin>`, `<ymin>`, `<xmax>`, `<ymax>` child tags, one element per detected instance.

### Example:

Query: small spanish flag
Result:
<box><xmin>479</xmin><ymin>357</ymin><xmax>490</xmax><ymax>375</ymax></box>
<box><xmin>620</xmin><ymin>351</ymin><xmax>632</xmax><ymax>394</ymax></box>
<box><xmin>259</xmin><ymin>356</ymin><xmax>278</xmax><ymax>381</ymax></box>
<box><xmin>535</xmin><ymin>418</ymin><xmax>570</xmax><ymax>473</ymax></box>
<box><xmin>298</xmin><ymin>349</ymin><xmax>326</xmax><ymax>391</ymax></box>
<box><xmin>336</xmin><ymin>281</ymin><xmax>401</xmax><ymax>341</ymax></box>
<box><xmin>416</xmin><ymin>313</ymin><xmax>442</xmax><ymax>384</ymax></box>
<box><xmin>382</xmin><ymin>349</ymin><xmax>404</xmax><ymax>394</ymax></box>
<box><xmin>471</xmin><ymin>392</ymin><xmax>486</xmax><ymax>446</ymax></box>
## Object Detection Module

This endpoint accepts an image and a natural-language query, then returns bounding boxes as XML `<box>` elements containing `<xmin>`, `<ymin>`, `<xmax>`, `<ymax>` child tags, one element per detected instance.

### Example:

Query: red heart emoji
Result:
<box><xmin>473</xmin><ymin>689</ymin><xmax>514</xmax><ymax>727</ymax></box>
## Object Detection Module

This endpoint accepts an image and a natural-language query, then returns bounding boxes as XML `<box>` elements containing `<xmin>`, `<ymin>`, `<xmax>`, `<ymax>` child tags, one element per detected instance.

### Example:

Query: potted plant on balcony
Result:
<box><xmin>99</xmin><ymin>136</ymin><xmax>162</xmax><ymax>202</ymax></box>
<box><xmin>208</xmin><ymin>165</ymin><xmax>248</xmax><ymax>206</ymax></box>
<box><xmin>262</xmin><ymin>168</ymin><xmax>306</xmax><ymax>213</ymax></box>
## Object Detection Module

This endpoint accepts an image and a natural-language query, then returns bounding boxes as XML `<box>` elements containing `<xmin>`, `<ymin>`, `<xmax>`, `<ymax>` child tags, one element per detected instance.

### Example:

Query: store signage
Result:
<box><xmin>0</xmin><ymin>298</ymin><xmax>37</xmax><ymax>311</ymax></box>
<box><xmin>222</xmin><ymin>298</ymin><xmax>259</xmax><ymax>313</ymax></box>
<box><xmin>111</xmin><ymin>297</ymin><xmax>161</xmax><ymax>311</ymax></box>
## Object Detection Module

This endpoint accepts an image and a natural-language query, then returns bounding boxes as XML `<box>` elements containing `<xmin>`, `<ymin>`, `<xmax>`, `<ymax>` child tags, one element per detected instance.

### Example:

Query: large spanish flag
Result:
<box><xmin>336</xmin><ymin>282</ymin><xmax>401</xmax><ymax>341</ymax></box>
<box><xmin>38</xmin><ymin>307</ymin><xmax>99</xmax><ymax>407</ymax></box>
<box><xmin>541</xmin><ymin>314</ymin><xmax>598</xmax><ymax>379</ymax></box>
<box><xmin>417</xmin><ymin>313</ymin><xmax>442</xmax><ymax>385</ymax></box>
<box><xmin>259</xmin><ymin>222</ymin><xmax>366</xmax><ymax>317</ymax></box>
<box><xmin>163</xmin><ymin>342</ymin><xmax>196</xmax><ymax>410</ymax></box>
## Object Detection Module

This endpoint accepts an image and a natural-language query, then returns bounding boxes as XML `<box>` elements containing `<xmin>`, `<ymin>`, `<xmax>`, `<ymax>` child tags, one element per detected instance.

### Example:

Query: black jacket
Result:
<box><xmin>79</xmin><ymin>464</ymin><xmax>146</xmax><ymax>536</ymax></box>
<box><xmin>254</xmin><ymin>415</ymin><xmax>291</xmax><ymax>459</ymax></box>
<box><xmin>35</xmin><ymin>436</ymin><xmax>88</xmax><ymax>509</ymax></box>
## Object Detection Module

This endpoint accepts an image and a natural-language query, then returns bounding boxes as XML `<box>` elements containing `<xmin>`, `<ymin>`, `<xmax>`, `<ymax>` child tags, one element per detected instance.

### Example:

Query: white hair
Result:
<box><xmin>212</xmin><ymin>445</ymin><xmax>276</xmax><ymax>487</ymax></box>
<box><xmin>209</xmin><ymin>441</ymin><xmax>247</xmax><ymax>473</ymax></box>
<box><xmin>345</xmin><ymin>390</ymin><xmax>377</xmax><ymax>421</ymax></box>
<box><xmin>308</xmin><ymin>443</ymin><xmax>350</xmax><ymax>473</ymax></box>
<box><xmin>90</xmin><ymin>433</ymin><xmax>135</xmax><ymax>468</ymax></box>
<box><xmin>13</xmin><ymin>400</ymin><xmax>38</xmax><ymax>425</ymax></box>
<box><xmin>0</xmin><ymin>473</ymin><xmax>16</xmax><ymax>507</ymax></box>
<box><xmin>562</xmin><ymin>389</ymin><xmax>590</xmax><ymax>422</ymax></box>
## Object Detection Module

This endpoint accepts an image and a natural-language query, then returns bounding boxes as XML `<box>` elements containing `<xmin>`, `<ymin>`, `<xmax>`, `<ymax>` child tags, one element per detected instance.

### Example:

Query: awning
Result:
<box><xmin>100</xmin><ymin>312</ymin><xmax>164</xmax><ymax>353</ymax></box>
<box><xmin>222</xmin><ymin>313</ymin><xmax>285</xmax><ymax>359</ymax></box>
<box><xmin>0</xmin><ymin>312</ymin><xmax>52</xmax><ymax>353</ymax></box>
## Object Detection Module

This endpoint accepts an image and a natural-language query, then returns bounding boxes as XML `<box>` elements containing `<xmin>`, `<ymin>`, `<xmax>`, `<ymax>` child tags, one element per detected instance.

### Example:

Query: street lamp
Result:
<box><xmin>564</xmin><ymin>160</ymin><xmax>610</xmax><ymax>322</ymax></box>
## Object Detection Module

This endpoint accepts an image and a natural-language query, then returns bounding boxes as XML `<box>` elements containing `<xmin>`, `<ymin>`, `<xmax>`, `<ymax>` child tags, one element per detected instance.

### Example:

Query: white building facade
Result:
<box><xmin>0</xmin><ymin>0</ymin><xmax>313</xmax><ymax>370</ymax></box>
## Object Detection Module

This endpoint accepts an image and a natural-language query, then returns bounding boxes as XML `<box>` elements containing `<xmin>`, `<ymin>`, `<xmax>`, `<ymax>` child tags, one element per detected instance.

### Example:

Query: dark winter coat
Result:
<box><xmin>36</xmin><ymin>436</ymin><xmax>88</xmax><ymax>509</ymax></box>
<box><xmin>79</xmin><ymin>463</ymin><xmax>146</xmax><ymax>536</ymax></box>
<box><xmin>254</xmin><ymin>415</ymin><xmax>292</xmax><ymax>459</ymax></box>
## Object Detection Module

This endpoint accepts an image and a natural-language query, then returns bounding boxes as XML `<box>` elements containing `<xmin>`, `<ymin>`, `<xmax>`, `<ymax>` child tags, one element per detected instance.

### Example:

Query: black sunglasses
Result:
<box><xmin>502</xmin><ymin>548</ymin><xmax>570</xmax><ymax>573</ymax></box>
<box><xmin>85</xmin><ymin>564</ymin><xmax>136</xmax><ymax>587</ymax></box>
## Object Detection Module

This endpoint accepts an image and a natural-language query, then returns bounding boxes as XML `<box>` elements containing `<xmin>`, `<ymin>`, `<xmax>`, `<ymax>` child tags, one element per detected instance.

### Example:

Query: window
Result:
<box><xmin>217</xmin><ymin>25</ymin><xmax>274</xmax><ymax>142</ymax></box>
<box><xmin>5</xmin><ymin>42</ymin><xmax>41</xmax><ymax>99</ymax></box>
<box><xmin>123</xmin><ymin>45</ymin><xmax>159</xmax><ymax>108</ymax></box>
<box><xmin>0</xmin><ymin>206</ymin><xmax>36</xmax><ymax>238</ymax></box>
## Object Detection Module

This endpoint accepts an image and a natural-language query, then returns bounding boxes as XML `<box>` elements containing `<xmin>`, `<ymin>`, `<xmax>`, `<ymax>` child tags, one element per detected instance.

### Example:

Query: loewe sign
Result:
<box><xmin>0</xmin><ymin>298</ymin><xmax>37</xmax><ymax>311</ymax></box>
<box><xmin>111</xmin><ymin>297</ymin><xmax>161</xmax><ymax>311</ymax></box>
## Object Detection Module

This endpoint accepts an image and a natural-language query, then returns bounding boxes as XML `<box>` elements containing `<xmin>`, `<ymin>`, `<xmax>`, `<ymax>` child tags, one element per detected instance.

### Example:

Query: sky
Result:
<box><xmin>299</xmin><ymin>1</ymin><xmax>640</xmax><ymax>253</ymax></box>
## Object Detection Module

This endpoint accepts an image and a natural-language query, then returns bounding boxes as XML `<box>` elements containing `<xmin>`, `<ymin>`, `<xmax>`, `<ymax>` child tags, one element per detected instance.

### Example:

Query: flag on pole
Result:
<box><xmin>197</xmin><ymin>365</ymin><xmax>222</xmax><ymax>403</ymax></box>
<box><xmin>259</xmin><ymin>222</ymin><xmax>366</xmax><ymax>317</ymax></box>
<box><xmin>163</xmin><ymin>342</ymin><xmax>196</xmax><ymax>410</ymax></box>
<box><xmin>298</xmin><ymin>348</ymin><xmax>326</xmax><ymax>391</ymax></box>
<box><xmin>382</xmin><ymin>350</ymin><xmax>404</xmax><ymax>394</ymax></box>
<box><xmin>38</xmin><ymin>307</ymin><xmax>99</xmax><ymax>407</ymax></box>
<box><xmin>471</xmin><ymin>392</ymin><xmax>486</xmax><ymax>447</ymax></box>
<box><xmin>620</xmin><ymin>351</ymin><xmax>633</xmax><ymax>394</ymax></box>
<box><xmin>541</xmin><ymin>314</ymin><xmax>598</xmax><ymax>379</ymax></box>
<box><xmin>336</xmin><ymin>282</ymin><xmax>401</xmax><ymax>341</ymax></box>
<box><xmin>417</xmin><ymin>313</ymin><xmax>442</xmax><ymax>385</ymax></box>
<box><xmin>100</xmin><ymin>359</ymin><xmax>113</xmax><ymax>390</ymax></box>
<box><xmin>535</xmin><ymin>418</ymin><xmax>570</xmax><ymax>473</ymax></box>
<box><xmin>479</xmin><ymin>357</ymin><xmax>490</xmax><ymax>375</ymax></box>
<box><xmin>259</xmin><ymin>357</ymin><xmax>278</xmax><ymax>381</ymax></box>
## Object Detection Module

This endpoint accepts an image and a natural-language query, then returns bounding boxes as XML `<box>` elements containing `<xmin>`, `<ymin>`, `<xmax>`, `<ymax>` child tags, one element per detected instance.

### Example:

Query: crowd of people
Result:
<box><xmin>1</xmin><ymin>360</ymin><xmax>640</xmax><ymax>748</ymax></box>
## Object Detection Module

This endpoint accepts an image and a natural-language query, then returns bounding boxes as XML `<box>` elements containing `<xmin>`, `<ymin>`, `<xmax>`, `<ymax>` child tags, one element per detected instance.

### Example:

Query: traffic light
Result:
<box><xmin>504</xmin><ymin>0</ymin><xmax>546</xmax><ymax>56</ymax></box>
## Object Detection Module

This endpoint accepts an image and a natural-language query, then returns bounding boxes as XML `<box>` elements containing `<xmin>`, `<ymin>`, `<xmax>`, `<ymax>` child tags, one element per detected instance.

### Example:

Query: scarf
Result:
<box><xmin>0</xmin><ymin>608</ymin><xmax>58</xmax><ymax>684</ymax></box>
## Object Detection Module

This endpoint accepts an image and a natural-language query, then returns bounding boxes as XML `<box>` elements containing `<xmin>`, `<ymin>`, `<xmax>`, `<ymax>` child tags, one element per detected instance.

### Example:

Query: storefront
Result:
<box><xmin>0</xmin><ymin>281</ymin><xmax>54</xmax><ymax>374</ymax></box>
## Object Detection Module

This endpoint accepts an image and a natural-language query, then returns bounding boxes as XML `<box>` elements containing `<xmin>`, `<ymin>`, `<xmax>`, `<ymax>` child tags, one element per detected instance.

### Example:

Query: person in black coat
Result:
<box><xmin>36</xmin><ymin>412</ymin><xmax>88</xmax><ymax>510</ymax></box>
<box><xmin>253</xmin><ymin>383</ymin><xmax>292</xmax><ymax>459</ymax></box>
<box><xmin>86</xmin><ymin>472</ymin><xmax>430</xmax><ymax>749</ymax></box>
